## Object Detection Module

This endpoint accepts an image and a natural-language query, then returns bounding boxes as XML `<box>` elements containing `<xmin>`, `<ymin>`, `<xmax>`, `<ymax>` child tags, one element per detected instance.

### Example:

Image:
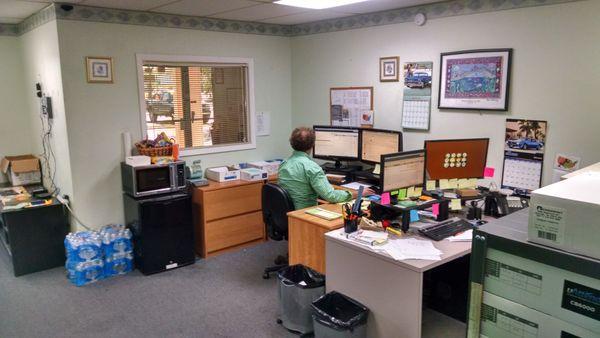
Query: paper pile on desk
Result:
<box><xmin>445</xmin><ymin>229</ymin><xmax>473</xmax><ymax>242</ymax></box>
<box><xmin>341</xmin><ymin>182</ymin><xmax>373</xmax><ymax>190</ymax></box>
<box><xmin>382</xmin><ymin>238</ymin><xmax>442</xmax><ymax>261</ymax></box>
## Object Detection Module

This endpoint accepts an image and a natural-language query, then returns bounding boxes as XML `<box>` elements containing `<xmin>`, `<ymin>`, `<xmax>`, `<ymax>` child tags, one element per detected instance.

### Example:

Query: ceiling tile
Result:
<box><xmin>335</xmin><ymin>0</ymin><xmax>441</xmax><ymax>14</ymax></box>
<box><xmin>0</xmin><ymin>1</ymin><xmax>48</xmax><ymax>19</ymax></box>
<box><xmin>79</xmin><ymin>0</ymin><xmax>175</xmax><ymax>11</ymax></box>
<box><xmin>0</xmin><ymin>17</ymin><xmax>22</xmax><ymax>24</ymax></box>
<box><xmin>260</xmin><ymin>9</ymin><xmax>353</xmax><ymax>25</ymax></box>
<box><xmin>210</xmin><ymin>3</ymin><xmax>307</xmax><ymax>22</ymax></box>
<box><xmin>151</xmin><ymin>0</ymin><xmax>258</xmax><ymax>17</ymax></box>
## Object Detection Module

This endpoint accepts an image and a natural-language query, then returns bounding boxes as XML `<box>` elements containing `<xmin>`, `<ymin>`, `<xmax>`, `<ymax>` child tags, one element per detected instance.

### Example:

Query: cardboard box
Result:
<box><xmin>480</xmin><ymin>292</ymin><xmax>597</xmax><ymax>338</ymax></box>
<box><xmin>205</xmin><ymin>167</ymin><xmax>240</xmax><ymax>182</ymax></box>
<box><xmin>247</xmin><ymin>160</ymin><xmax>281</xmax><ymax>175</ymax></box>
<box><xmin>1</xmin><ymin>155</ymin><xmax>41</xmax><ymax>186</ymax></box>
<box><xmin>484</xmin><ymin>248</ymin><xmax>600</xmax><ymax>333</ymax></box>
<box><xmin>528</xmin><ymin>173</ymin><xmax>600</xmax><ymax>260</ymax></box>
<box><xmin>240</xmin><ymin>168</ymin><xmax>268</xmax><ymax>181</ymax></box>
<box><xmin>562</xmin><ymin>162</ymin><xmax>600</xmax><ymax>180</ymax></box>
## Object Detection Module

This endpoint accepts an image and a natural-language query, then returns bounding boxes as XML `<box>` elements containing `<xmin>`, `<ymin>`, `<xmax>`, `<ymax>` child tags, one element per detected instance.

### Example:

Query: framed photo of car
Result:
<box><xmin>86</xmin><ymin>56</ymin><xmax>113</xmax><ymax>83</ymax></box>
<box><xmin>380</xmin><ymin>56</ymin><xmax>399</xmax><ymax>82</ymax></box>
<box><xmin>438</xmin><ymin>49</ymin><xmax>512</xmax><ymax>110</ymax></box>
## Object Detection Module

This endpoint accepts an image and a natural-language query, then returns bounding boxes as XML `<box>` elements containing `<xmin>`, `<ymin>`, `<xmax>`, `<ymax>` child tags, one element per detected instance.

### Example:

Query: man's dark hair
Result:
<box><xmin>289</xmin><ymin>127</ymin><xmax>315</xmax><ymax>152</ymax></box>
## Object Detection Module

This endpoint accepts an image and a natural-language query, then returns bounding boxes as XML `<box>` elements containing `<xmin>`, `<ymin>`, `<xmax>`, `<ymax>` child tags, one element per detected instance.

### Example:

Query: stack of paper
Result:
<box><xmin>340</xmin><ymin>182</ymin><xmax>373</xmax><ymax>190</ymax></box>
<box><xmin>347</xmin><ymin>230</ymin><xmax>388</xmax><ymax>246</ymax></box>
<box><xmin>446</xmin><ymin>229</ymin><xmax>473</xmax><ymax>242</ymax></box>
<box><xmin>382</xmin><ymin>238</ymin><xmax>442</xmax><ymax>261</ymax></box>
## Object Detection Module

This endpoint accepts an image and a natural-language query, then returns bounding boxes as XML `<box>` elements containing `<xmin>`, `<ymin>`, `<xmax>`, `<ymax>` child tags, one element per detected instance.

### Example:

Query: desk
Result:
<box><xmin>325</xmin><ymin>228</ymin><xmax>471</xmax><ymax>338</ymax></box>
<box><xmin>287</xmin><ymin>203</ymin><xmax>344</xmax><ymax>274</ymax></box>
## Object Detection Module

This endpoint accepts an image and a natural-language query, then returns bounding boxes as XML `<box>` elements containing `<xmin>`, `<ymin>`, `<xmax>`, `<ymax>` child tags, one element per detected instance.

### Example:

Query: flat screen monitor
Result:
<box><xmin>313</xmin><ymin>126</ymin><xmax>360</xmax><ymax>161</ymax></box>
<box><xmin>360</xmin><ymin>129</ymin><xmax>403</xmax><ymax>164</ymax></box>
<box><xmin>380</xmin><ymin>150</ymin><xmax>426</xmax><ymax>193</ymax></box>
<box><xmin>424</xmin><ymin>138</ymin><xmax>489</xmax><ymax>180</ymax></box>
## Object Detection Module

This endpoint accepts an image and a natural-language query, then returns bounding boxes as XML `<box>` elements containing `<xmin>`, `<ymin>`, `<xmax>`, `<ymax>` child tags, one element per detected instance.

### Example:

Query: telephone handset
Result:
<box><xmin>485</xmin><ymin>193</ymin><xmax>529</xmax><ymax>217</ymax></box>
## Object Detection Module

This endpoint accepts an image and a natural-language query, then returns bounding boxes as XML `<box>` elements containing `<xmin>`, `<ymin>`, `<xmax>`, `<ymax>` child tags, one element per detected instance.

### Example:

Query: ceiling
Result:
<box><xmin>0</xmin><ymin>0</ymin><xmax>442</xmax><ymax>25</ymax></box>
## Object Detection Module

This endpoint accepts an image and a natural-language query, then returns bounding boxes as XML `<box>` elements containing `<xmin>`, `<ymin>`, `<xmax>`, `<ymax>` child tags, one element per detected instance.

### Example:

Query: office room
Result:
<box><xmin>0</xmin><ymin>0</ymin><xmax>599</xmax><ymax>337</ymax></box>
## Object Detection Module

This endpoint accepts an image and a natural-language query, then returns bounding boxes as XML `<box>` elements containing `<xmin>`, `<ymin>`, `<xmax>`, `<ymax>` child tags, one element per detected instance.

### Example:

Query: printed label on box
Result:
<box><xmin>532</xmin><ymin>204</ymin><xmax>566</xmax><ymax>244</ymax></box>
<box><xmin>561</xmin><ymin>280</ymin><xmax>600</xmax><ymax>321</ymax></box>
<box><xmin>481</xmin><ymin>303</ymin><xmax>539</xmax><ymax>337</ymax></box>
<box><xmin>485</xmin><ymin>258</ymin><xmax>543</xmax><ymax>295</ymax></box>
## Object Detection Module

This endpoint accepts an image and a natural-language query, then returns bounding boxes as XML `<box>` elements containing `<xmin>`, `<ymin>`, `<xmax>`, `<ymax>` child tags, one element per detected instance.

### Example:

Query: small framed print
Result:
<box><xmin>86</xmin><ymin>56</ymin><xmax>113</xmax><ymax>83</ymax></box>
<box><xmin>380</xmin><ymin>56</ymin><xmax>399</xmax><ymax>82</ymax></box>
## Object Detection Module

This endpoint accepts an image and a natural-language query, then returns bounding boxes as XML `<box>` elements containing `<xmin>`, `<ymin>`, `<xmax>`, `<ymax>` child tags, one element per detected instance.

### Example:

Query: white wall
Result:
<box><xmin>0</xmin><ymin>37</ymin><xmax>32</xmax><ymax>183</ymax></box>
<box><xmin>291</xmin><ymin>0</ymin><xmax>600</xmax><ymax>186</ymax></box>
<box><xmin>57</xmin><ymin>21</ymin><xmax>292</xmax><ymax>227</ymax></box>
<box><xmin>19</xmin><ymin>22</ymin><xmax>74</xmax><ymax>197</ymax></box>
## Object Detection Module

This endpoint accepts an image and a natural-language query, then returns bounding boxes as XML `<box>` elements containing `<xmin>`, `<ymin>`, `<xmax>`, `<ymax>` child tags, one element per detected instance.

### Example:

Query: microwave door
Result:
<box><xmin>135</xmin><ymin>166</ymin><xmax>172</xmax><ymax>196</ymax></box>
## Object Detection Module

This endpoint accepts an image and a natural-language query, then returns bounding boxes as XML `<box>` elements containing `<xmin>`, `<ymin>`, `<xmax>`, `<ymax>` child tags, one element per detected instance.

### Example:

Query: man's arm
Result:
<box><xmin>306</xmin><ymin>165</ymin><xmax>352</xmax><ymax>203</ymax></box>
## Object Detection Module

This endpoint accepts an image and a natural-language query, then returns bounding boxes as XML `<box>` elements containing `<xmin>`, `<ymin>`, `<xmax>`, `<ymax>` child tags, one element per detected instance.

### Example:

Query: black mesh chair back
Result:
<box><xmin>262</xmin><ymin>183</ymin><xmax>294</xmax><ymax>241</ymax></box>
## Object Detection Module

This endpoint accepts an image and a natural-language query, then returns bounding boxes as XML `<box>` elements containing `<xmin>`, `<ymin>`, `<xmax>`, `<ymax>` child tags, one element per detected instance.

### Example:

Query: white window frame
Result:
<box><xmin>136</xmin><ymin>54</ymin><xmax>256</xmax><ymax>157</ymax></box>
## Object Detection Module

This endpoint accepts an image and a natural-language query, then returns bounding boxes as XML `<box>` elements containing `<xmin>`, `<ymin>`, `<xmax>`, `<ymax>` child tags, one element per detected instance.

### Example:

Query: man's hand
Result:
<box><xmin>349</xmin><ymin>187</ymin><xmax>376</xmax><ymax>199</ymax></box>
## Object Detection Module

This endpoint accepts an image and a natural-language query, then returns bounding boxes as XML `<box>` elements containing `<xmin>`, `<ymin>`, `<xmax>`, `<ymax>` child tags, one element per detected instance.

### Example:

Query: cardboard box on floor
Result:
<box><xmin>1</xmin><ymin>155</ymin><xmax>42</xmax><ymax>186</ymax></box>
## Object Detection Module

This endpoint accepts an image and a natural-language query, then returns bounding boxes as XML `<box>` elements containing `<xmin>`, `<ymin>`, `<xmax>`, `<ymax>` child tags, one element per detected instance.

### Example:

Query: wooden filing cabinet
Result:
<box><xmin>192</xmin><ymin>176</ymin><xmax>276</xmax><ymax>257</ymax></box>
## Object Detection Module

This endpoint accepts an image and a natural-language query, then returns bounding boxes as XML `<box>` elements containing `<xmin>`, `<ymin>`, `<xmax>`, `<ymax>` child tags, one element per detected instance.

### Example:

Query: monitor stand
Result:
<box><xmin>322</xmin><ymin>160</ymin><xmax>362</xmax><ymax>174</ymax></box>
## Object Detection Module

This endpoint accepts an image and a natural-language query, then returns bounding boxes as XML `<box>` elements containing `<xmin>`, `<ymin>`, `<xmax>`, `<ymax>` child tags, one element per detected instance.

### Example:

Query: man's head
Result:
<box><xmin>289</xmin><ymin>127</ymin><xmax>315</xmax><ymax>153</ymax></box>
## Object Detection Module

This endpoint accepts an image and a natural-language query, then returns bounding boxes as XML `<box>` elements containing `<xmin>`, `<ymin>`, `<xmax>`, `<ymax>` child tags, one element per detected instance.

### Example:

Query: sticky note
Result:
<box><xmin>439</xmin><ymin>179</ymin><xmax>450</xmax><ymax>190</ymax></box>
<box><xmin>398</xmin><ymin>189</ymin><xmax>407</xmax><ymax>200</ymax></box>
<box><xmin>390</xmin><ymin>190</ymin><xmax>398</xmax><ymax>196</ymax></box>
<box><xmin>467</xmin><ymin>178</ymin><xmax>478</xmax><ymax>189</ymax></box>
<box><xmin>458</xmin><ymin>179</ymin><xmax>470</xmax><ymax>189</ymax></box>
<box><xmin>381</xmin><ymin>192</ymin><xmax>391</xmax><ymax>205</ymax></box>
<box><xmin>432</xmin><ymin>203</ymin><xmax>440</xmax><ymax>216</ymax></box>
<box><xmin>426</xmin><ymin>180</ymin><xmax>436</xmax><ymax>191</ymax></box>
<box><xmin>373</xmin><ymin>164</ymin><xmax>381</xmax><ymax>175</ymax></box>
<box><xmin>410</xmin><ymin>210</ymin><xmax>419</xmax><ymax>222</ymax></box>
<box><xmin>484</xmin><ymin>167</ymin><xmax>495</xmax><ymax>178</ymax></box>
<box><xmin>450</xmin><ymin>198</ymin><xmax>462</xmax><ymax>211</ymax></box>
<box><xmin>406</xmin><ymin>186</ymin><xmax>415</xmax><ymax>197</ymax></box>
<box><xmin>448</xmin><ymin>179</ymin><xmax>459</xmax><ymax>189</ymax></box>
<box><xmin>414</xmin><ymin>187</ymin><xmax>423</xmax><ymax>197</ymax></box>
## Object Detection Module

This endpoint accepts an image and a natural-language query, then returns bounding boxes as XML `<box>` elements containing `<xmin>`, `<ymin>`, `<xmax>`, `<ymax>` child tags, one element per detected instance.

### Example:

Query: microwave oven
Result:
<box><xmin>121</xmin><ymin>161</ymin><xmax>186</xmax><ymax>198</ymax></box>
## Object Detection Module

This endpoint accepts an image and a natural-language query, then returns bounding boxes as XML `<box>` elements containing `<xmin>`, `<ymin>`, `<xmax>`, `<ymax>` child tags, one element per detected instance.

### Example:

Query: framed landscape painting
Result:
<box><xmin>438</xmin><ymin>49</ymin><xmax>512</xmax><ymax>111</ymax></box>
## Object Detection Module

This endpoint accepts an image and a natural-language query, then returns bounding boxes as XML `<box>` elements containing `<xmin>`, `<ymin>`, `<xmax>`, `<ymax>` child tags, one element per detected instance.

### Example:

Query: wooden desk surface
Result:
<box><xmin>287</xmin><ymin>203</ymin><xmax>345</xmax><ymax>230</ymax></box>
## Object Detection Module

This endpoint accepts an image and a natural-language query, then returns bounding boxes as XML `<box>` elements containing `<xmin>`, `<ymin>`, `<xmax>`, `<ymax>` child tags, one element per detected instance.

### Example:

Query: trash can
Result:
<box><xmin>278</xmin><ymin>264</ymin><xmax>326</xmax><ymax>335</ymax></box>
<box><xmin>312</xmin><ymin>291</ymin><xmax>369</xmax><ymax>338</ymax></box>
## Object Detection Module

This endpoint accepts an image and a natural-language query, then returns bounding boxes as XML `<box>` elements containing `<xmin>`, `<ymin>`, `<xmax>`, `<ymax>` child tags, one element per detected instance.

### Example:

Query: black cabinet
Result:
<box><xmin>0</xmin><ymin>200</ymin><xmax>69</xmax><ymax>276</ymax></box>
<box><xmin>123</xmin><ymin>193</ymin><xmax>195</xmax><ymax>275</ymax></box>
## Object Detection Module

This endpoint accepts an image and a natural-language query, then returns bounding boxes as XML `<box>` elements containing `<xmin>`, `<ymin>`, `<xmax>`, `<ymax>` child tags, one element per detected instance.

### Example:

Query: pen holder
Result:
<box><xmin>344</xmin><ymin>217</ymin><xmax>360</xmax><ymax>234</ymax></box>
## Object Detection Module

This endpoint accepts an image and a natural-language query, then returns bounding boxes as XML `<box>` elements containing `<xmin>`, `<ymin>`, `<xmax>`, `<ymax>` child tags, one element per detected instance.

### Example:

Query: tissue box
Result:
<box><xmin>125</xmin><ymin>155</ymin><xmax>151</xmax><ymax>167</ymax></box>
<box><xmin>528</xmin><ymin>173</ymin><xmax>600</xmax><ymax>259</ymax></box>
<box><xmin>240</xmin><ymin>168</ymin><xmax>268</xmax><ymax>181</ymax></box>
<box><xmin>205</xmin><ymin>166</ymin><xmax>240</xmax><ymax>182</ymax></box>
<box><xmin>247</xmin><ymin>160</ymin><xmax>281</xmax><ymax>175</ymax></box>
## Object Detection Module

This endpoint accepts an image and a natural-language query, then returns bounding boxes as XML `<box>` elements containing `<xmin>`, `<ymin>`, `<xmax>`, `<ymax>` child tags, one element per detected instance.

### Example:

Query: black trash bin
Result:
<box><xmin>278</xmin><ymin>264</ymin><xmax>326</xmax><ymax>335</ymax></box>
<box><xmin>311</xmin><ymin>291</ymin><xmax>369</xmax><ymax>338</ymax></box>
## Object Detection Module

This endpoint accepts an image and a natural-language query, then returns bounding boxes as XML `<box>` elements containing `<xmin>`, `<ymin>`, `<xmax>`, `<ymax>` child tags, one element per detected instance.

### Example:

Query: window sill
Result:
<box><xmin>179</xmin><ymin>142</ymin><xmax>256</xmax><ymax>157</ymax></box>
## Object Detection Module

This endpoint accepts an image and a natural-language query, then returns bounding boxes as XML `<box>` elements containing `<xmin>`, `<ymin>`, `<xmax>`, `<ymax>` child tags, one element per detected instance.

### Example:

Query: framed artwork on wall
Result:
<box><xmin>438</xmin><ymin>48</ymin><xmax>512</xmax><ymax>111</ymax></box>
<box><xmin>86</xmin><ymin>56</ymin><xmax>114</xmax><ymax>83</ymax></box>
<box><xmin>379</xmin><ymin>56</ymin><xmax>399</xmax><ymax>82</ymax></box>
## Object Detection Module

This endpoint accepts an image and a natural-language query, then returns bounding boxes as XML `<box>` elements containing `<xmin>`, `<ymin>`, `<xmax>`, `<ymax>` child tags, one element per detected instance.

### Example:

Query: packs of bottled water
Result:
<box><xmin>64</xmin><ymin>231</ymin><xmax>103</xmax><ymax>263</ymax></box>
<box><xmin>100</xmin><ymin>224</ymin><xmax>133</xmax><ymax>260</ymax></box>
<box><xmin>66</xmin><ymin>259</ymin><xmax>104</xmax><ymax>287</ymax></box>
<box><xmin>104</xmin><ymin>252</ymin><xmax>133</xmax><ymax>277</ymax></box>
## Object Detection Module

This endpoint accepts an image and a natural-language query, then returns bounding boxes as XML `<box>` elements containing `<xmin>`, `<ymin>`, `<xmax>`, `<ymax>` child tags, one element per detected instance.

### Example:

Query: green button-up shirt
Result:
<box><xmin>278</xmin><ymin>151</ymin><xmax>352</xmax><ymax>210</ymax></box>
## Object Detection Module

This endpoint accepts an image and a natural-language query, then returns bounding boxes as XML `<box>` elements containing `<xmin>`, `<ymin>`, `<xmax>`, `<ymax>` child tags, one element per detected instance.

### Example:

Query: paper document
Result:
<box><xmin>305</xmin><ymin>208</ymin><xmax>342</xmax><ymax>220</ymax></box>
<box><xmin>446</xmin><ymin>229</ymin><xmax>473</xmax><ymax>242</ymax></box>
<box><xmin>341</xmin><ymin>182</ymin><xmax>372</xmax><ymax>190</ymax></box>
<box><xmin>383</xmin><ymin>238</ymin><xmax>442</xmax><ymax>261</ymax></box>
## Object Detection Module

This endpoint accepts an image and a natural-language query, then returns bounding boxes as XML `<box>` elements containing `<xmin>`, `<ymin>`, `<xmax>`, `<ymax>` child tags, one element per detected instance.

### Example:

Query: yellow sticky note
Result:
<box><xmin>448</xmin><ymin>179</ymin><xmax>459</xmax><ymax>189</ymax></box>
<box><xmin>406</xmin><ymin>186</ymin><xmax>415</xmax><ymax>197</ymax></box>
<box><xmin>414</xmin><ymin>187</ymin><xmax>423</xmax><ymax>197</ymax></box>
<box><xmin>450</xmin><ymin>198</ymin><xmax>462</xmax><ymax>211</ymax></box>
<box><xmin>390</xmin><ymin>190</ymin><xmax>398</xmax><ymax>196</ymax></box>
<box><xmin>373</xmin><ymin>164</ymin><xmax>381</xmax><ymax>175</ymax></box>
<box><xmin>398</xmin><ymin>189</ymin><xmax>407</xmax><ymax>199</ymax></box>
<box><xmin>439</xmin><ymin>179</ymin><xmax>450</xmax><ymax>190</ymax></box>
<box><xmin>467</xmin><ymin>178</ymin><xmax>478</xmax><ymax>189</ymax></box>
<box><xmin>426</xmin><ymin>180</ymin><xmax>436</xmax><ymax>191</ymax></box>
<box><xmin>458</xmin><ymin>179</ymin><xmax>470</xmax><ymax>189</ymax></box>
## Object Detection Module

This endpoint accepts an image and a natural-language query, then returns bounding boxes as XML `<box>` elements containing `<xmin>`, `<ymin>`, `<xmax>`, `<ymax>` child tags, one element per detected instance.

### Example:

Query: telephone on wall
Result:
<box><xmin>485</xmin><ymin>193</ymin><xmax>529</xmax><ymax>217</ymax></box>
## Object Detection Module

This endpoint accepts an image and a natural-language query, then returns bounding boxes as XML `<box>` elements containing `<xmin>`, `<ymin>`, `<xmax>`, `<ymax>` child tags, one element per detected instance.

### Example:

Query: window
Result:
<box><xmin>136</xmin><ymin>55</ymin><xmax>256</xmax><ymax>156</ymax></box>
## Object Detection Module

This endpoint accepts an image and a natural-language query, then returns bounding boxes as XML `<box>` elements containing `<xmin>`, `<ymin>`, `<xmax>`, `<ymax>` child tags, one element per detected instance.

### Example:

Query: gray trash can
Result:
<box><xmin>312</xmin><ymin>291</ymin><xmax>369</xmax><ymax>338</ymax></box>
<box><xmin>278</xmin><ymin>264</ymin><xmax>326</xmax><ymax>335</ymax></box>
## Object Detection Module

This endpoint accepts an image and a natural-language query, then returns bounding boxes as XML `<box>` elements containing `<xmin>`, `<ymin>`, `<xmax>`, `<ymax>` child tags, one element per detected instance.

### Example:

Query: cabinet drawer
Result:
<box><xmin>202</xmin><ymin>183</ymin><xmax>262</xmax><ymax>221</ymax></box>
<box><xmin>205</xmin><ymin>211</ymin><xmax>264</xmax><ymax>253</ymax></box>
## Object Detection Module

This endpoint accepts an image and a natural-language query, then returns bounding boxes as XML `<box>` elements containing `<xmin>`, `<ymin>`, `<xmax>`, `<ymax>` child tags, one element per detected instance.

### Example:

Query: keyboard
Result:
<box><xmin>418</xmin><ymin>218</ymin><xmax>475</xmax><ymax>241</ymax></box>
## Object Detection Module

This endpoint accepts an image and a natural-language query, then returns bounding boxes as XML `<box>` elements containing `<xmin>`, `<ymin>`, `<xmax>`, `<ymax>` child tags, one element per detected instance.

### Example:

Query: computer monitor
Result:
<box><xmin>380</xmin><ymin>150</ymin><xmax>426</xmax><ymax>193</ymax></box>
<box><xmin>313</xmin><ymin>126</ymin><xmax>360</xmax><ymax>167</ymax></box>
<box><xmin>424</xmin><ymin>138</ymin><xmax>489</xmax><ymax>180</ymax></box>
<box><xmin>360</xmin><ymin>129</ymin><xmax>403</xmax><ymax>164</ymax></box>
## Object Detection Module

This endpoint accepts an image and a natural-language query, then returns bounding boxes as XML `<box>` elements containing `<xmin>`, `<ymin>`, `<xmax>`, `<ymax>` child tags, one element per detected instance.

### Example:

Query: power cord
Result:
<box><xmin>57</xmin><ymin>195</ymin><xmax>92</xmax><ymax>231</ymax></box>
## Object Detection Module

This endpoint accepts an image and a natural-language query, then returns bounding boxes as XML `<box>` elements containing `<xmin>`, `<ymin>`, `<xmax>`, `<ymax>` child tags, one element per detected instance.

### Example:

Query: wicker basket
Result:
<box><xmin>136</xmin><ymin>145</ymin><xmax>173</xmax><ymax>157</ymax></box>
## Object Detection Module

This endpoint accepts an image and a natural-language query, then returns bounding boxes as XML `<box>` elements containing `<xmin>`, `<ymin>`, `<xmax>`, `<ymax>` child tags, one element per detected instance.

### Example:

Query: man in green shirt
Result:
<box><xmin>278</xmin><ymin>127</ymin><xmax>374</xmax><ymax>210</ymax></box>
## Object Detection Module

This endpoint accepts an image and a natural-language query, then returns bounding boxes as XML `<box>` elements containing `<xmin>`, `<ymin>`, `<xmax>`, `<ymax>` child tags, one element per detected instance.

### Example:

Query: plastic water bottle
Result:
<box><xmin>66</xmin><ymin>258</ymin><xmax>104</xmax><ymax>286</ymax></box>
<box><xmin>64</xmin><ymin>231</ymin><xmax>103</xmax><ymax>262</ymax></box>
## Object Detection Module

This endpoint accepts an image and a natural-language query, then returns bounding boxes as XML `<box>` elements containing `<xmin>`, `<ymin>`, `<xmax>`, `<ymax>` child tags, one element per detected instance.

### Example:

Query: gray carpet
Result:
<box><xmin>0</xmin><ymin>240</ymin><xmax>295</xmax><ymax>338</ymax></box>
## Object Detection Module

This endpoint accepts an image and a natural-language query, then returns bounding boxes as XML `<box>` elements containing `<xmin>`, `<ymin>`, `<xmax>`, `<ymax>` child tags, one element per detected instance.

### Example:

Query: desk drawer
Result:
<box><xmin>202</xmin><ymin>183</ymin><xmax>262</xmax><ymax>221</ymax></box>
<box><xmin>205</xmin><ymin>211</ymin><xmax>264</xmax><ymax>253</ymax></box>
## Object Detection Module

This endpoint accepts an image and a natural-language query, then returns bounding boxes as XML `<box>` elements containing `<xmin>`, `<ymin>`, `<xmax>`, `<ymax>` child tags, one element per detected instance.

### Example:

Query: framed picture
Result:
<box><xmin>379</xmin><ymin>56</ymin><xmax>399</xmax><ymax>82</ymax></box>
<box><xmin>86</xmin><ymin>56</ymin><xmax>113</xmax><ymax>83</ymax></box>
<box><xmin>438</xmin><ymin>48</ymin><xmax>512</xmax><ymax>110</ymax></box>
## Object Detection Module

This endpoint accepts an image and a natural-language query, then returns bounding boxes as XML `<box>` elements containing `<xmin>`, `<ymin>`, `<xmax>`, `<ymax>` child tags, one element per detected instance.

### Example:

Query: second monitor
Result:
<box><xmin>361</xmin><ymin>129</ymin><xmax>403</xmax><ymax>164</ymax></box>
<box><xmin>380</xmin><ymin>150</ymin><xmax>426</xmax><ymax>193</ymax></box>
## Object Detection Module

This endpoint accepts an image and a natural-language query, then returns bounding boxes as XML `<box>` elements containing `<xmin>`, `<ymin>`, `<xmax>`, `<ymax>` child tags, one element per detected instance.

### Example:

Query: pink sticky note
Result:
<box><xmin>484</xmin><ymin>167</ymin><xmax>495</xmax><ymax>178</ymax></box>
<box><xmin>432</xmin><ymin>203</ymin><xmax>440</xmax><ymax>216</ymax></box>
<box><xmin>381</xmin><ymin>192</ymin><xmax>391</xmax><ymax>205</ymax></box>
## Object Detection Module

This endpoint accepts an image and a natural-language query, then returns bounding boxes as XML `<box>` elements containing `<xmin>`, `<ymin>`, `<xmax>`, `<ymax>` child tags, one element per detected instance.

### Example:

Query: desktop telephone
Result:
<box><xmin>484</xmin><ymin>192</ymin><xmax>529</xmax><ymax>217</ymax></box>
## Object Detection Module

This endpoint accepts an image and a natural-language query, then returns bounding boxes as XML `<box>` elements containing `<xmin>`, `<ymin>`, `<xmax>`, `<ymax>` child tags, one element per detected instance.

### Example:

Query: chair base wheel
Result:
<box><xmin>262</xmin><ymin>272</ymin><xmax>270</xmax><ymax>279</ymax></box>
<box><xmin>276</xmin><ymin>318</ymin><xmax>282</xmax><ymax>324</ymax></box>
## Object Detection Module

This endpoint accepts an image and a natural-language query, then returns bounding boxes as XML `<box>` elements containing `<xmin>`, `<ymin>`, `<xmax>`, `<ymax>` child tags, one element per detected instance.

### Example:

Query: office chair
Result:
<box><xmin>261</xmin><ymin>183</ymin><xmax>294</xmax><ymax>279</ymax></box>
